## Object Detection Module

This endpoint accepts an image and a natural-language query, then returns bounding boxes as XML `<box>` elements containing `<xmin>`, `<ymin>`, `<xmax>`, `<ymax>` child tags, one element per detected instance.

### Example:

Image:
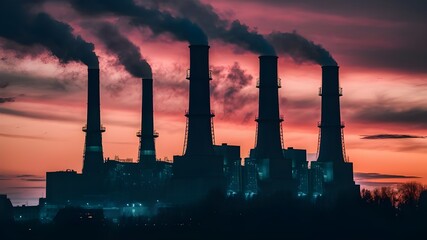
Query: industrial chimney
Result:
<box><xmin>311</xmin><ymin>65</ymin><xmax>359</xmax><ymax>199</ymax></box>
<box><xmin>137</xmin><ymin>78</ymin><xmax>158</xmax><ymax>168</ymax></box>
<box><xmin>317</xmin><ymin>66</ymin><xmax>345</xmax><ymax>163</ymax></box>
<box><xmin>172</xmin><ymin>45</ymin><xmax>223</xmax><ymax>203</ymax></box>
<box><xmin>255</xmin><ymin>56</ymin><xmax>284</xmax><ymax>161</ymax></box>
<box><xmin>184</xmin><ymin>45</ymin><xmax>214</xmax><ymax>157</ymax></box>
<box><xmin>82</xmin><ymin>67</ymin><xmax>105</xmax><ymax>176</ymax></box>
<box><xmin>250</xmin><ymin>56</ymin><xmax>292</xmax><ymax>194</ymax></box>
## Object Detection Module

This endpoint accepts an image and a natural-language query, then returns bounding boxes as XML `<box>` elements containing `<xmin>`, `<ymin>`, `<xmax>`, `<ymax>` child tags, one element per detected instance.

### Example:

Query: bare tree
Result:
<box><xmin>397</xmin><ymin>182</ymin><xmax>425</xmax><ymax>209</ymax></box>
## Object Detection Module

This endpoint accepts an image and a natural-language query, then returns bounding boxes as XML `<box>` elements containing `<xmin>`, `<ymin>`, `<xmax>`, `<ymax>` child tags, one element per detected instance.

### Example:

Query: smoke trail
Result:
<box><xmin>0</xmin><ymin>0</ymin><xmax>98</xmax><ymax>67</ymax></box>
<box><xmin>152</xmin><ymin>0</ymin><xmax>336</xmax><ymax>62</ymax></box>
<box><xmin>65</xmin><ymin>0</ymin><xmax>207</xmax><ymax>45</ymax></box>
<box><xmin>92</xmin><ymin>22</ymin><xmax>152</xmax><ymax>79</ymax></box>
<box><xmin>223</xmin><ymin>20</ymin><xmax>276</xmax><ymax>56</ymax></box>
<box><xmin>150</xmin><ymin>0</ymin><xmax>275</xmax><ymax>55</ymax></box>
<box><xmin>267</xmin><ymin>31</ymin><xmax>337</xmax><ymax>66</ymax></box>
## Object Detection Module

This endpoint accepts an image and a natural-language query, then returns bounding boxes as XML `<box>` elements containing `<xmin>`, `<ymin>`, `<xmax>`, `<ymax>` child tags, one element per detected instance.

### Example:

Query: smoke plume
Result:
<box><xmin>267</xmin><ymin>31</ymin><xmax>337</xmax><ymax>66</ymax></box>
<box><xmin>210</xmin><ymin>62</ymin><xmax>256</xmax><ymax>120</ymax></box>
<box><xmin>150</xmin><ymin>0</ymin><xmax>275</xmax><ymax>55</ymax></box>
<box><xmin>64</xmin><ymin>0</ymin><xmax>207</xmax><ymax>45</ymax></box>
<box><xmin>92</xmin><ymin>22</ymin><xmax>152</xmax><ymax>79</ymax></box>
<box><xmin>0</xmin><ymin>0</ymin><xmax>98</xmax><ymax>67</ymax></box>
<box><xmin>151</xmin><ymin>0</ymin><xmax>336</xmax><ymax>61</ymax></box>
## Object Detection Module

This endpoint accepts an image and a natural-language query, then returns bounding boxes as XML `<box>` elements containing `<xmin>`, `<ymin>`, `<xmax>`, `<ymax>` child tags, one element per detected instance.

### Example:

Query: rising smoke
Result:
<box><xmin>149</xmin><ymin>0</ymin><xmax>336</xmax><ymax>64</ymax></box>
<box><xmin>267</xmin><ymin>31</ymin><xmax>337</xmax><ymax>66</ymax></box>
<box><xmin>92</xmin><ymin>22</ymin><xmax>152</xmax><ymax>79</ymax></box>
<box><xmin>0</xmin><ymin>0</ymin><xmax>98</xmax><ymax>67</ymax></box>
<box><xmin>63</xmin><ymin>0</ymin><xmax>207</xmax><ymax>45</ymax></box>
<box><xmin>149</xmin><ymin>0</ymin><xmax>275</xmax><ymax>55</ymax></box>
<box><xmin>1</xmin><ymin>0</ymin><xmax>337</xmax><ymax>73</ymax></box>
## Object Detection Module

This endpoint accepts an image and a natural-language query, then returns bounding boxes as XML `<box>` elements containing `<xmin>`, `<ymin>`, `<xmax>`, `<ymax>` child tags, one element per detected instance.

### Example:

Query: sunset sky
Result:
<box><xmin>1</xmin><ymin>0</ymin><xmax>426</xmax><ymax>205</ymax></box>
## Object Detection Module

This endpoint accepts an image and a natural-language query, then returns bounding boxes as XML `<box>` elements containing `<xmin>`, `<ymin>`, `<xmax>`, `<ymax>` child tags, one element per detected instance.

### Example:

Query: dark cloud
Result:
<box><xmin>361</xmin><ymin>134</ymin><xmax>426</xmax><ymax>140</ymax></box>
<box><xmin>0</xmin><ymin>97</ymin><xmax>15</xmax><ymax>103</ymax></box>
<box><xmin>0</xmin><ymin>133</ymin><xmax>46</xmax><ymax>140</ymax></box>
<box><xmin>395</xmin><ymin>142</ymin><xmax>427</xmax><ymax>153</ymax></box>
<box><xmin>281</xmin><ymin>97</ymin><xmax>318</xmax><ymax>110</ymax></box>
<box><xmin>357</xmin><ymin>181</ymin><xmax>403</xmax><ymax>188</ymax></box>
<box><xmin>151</xmin><ymin>0</ymin><xmax>275</xmax><ymax>55</ymax></box>
<box><xmin>351</xmin><ymin>171</ymin><xmax>419</xmax><ymax>188</ymax></box>
<box><xmin>343</xmin><ymin>45</ymin><xmax>427</xmax><ymax>74</ymax></box>
<box><xmin>355</xmin><ymin>172</ymin><xmax>420</xmax><ymax>180</ymax></box>
<box><xmin>232</xmin><ymin>0</ymin><xmax>427</xmax><ymax>23</ymax></box>
<box><xmin>0</xmin><ymin>71</ymin><xmax>85</xmax><ymax>99</ymax></box>
<box><xmin>21</xmin><ymin>178</ymin><xmax>46</xmax><ymax>182</ymax></box>
<box><xmin>210</xmin><ymin>0</ymin><xmax>427</xmax><ymax>73</ymax></box>
<box><xmin>351</xmin><ymin>106</ymin><xmax>427</xmax><ymax>129</ymax></box>
<box><xmin>0</xmin><ymin>0</ymin><xmax>98</xmax><ymax>67</ymax></box>
<box><xmin>90</xmin><ymin>22</ymin><xmax>152</xmax><ymax>79</ymax></box>
<box><xmin>0</xmin><ymin>107</ymin><xmax>82</xmax><ymax>122</ymax></box>
<box><xmin>267</xmin><ymin>31</ymin><xmax>337</xmax><ymax>66</ymax></box>
<box><xmin>16</xmin><ymin>174</ymin><xmax>41</xmax><ymax>178</ymax></box>
<box><xmin>0</xmin><ymin>174</ymin><xmax>45</xmax><ymax>182</ymax></box>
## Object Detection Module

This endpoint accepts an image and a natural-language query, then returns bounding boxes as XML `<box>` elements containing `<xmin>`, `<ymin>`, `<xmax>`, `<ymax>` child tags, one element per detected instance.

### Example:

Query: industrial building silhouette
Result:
<box><xmin>44</xmin><ymin>44</ymin><xmax>359</xmax><ymax>217</ymax></box>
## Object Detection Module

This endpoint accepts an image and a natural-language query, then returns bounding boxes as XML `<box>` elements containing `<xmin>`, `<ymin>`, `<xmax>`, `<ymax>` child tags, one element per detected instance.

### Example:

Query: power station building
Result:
<box><xmin>45</xmin><ymin>66</ymin><xmax>172</xmax><ymax>205</ymax></box>
<box><xmin>44</xmin><ymin>44</ymin><xmax>359</xmax><ymax>208</ymax></box>
<box><xmin>244</xmin><ymin>64</ymin><xmax>359</xmax><ymax>200</ymax></box>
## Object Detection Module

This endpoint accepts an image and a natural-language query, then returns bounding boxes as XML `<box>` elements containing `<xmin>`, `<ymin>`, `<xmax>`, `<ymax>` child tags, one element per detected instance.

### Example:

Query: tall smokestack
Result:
<box><xmin>252</xmin><ymin>56</ymin><xmax>293</xmax><ymax>189</ymax></box>
<box><xmin>255</xmin><ymin>56</ymin><xmax>283</xmax><ymax>161</ymax></box>
<box><xmin>184</xmin><ymin>45</ymin><xmax>214</xmax><ymax>156</ymax></box>
<box><xmin>137</xmin><ymin>78</ymin><xmax>158</xmax><ymax>167</ymax></box>
<box><xmin>82</xmin><ymin>67</ymin><xmax>105</xmax><ymax>176</ymax></box>
<box><xmin>172</xmin><ymin>44</ymin><xmax>224</xmax><ymax>203</ymax></box>
<box><xmin>317</xmin><ymin>66</ymin><xmax>345</xmax><ymax>163</ymax></box>
<box><xmin>311</xmin><ymin>66</ymin><xmax>359</xmax><ymax>200</ymax></box>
